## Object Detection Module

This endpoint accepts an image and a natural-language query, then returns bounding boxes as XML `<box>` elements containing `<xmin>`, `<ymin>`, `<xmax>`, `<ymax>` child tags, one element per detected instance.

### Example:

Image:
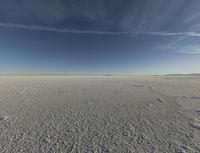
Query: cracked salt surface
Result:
<box><xmin>0</xmin><ymin>76</ymin><xmax>200</xmax><ymax>153</ymax></box>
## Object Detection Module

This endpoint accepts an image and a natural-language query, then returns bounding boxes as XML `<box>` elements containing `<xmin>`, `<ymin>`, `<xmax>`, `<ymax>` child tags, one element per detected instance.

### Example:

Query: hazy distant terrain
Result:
<box><xmin>165</xmin><ymin>73</ymin><xmax>200</xmax><ymax>76</ymax></box>
<box><xmin>0</xmin><ymin>76</ymin><xmax>200</xmax><ymax>153</ymax></box>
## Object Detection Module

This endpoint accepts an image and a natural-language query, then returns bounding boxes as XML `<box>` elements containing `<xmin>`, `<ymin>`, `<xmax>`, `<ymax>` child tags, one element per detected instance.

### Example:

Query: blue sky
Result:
<box><xmin>0</xmin><ymin>0</ymin><xmax>200</xmax><ymax>74</ymax></box>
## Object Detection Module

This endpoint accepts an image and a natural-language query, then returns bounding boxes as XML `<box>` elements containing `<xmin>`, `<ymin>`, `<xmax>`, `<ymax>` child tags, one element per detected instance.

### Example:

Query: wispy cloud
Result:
<box><xmin>0</xmin><ymin>22</ymin><xmax>132</xmax><ymax>35</ymax></box>
<box><xmin>1</xmin><ymin>22</ymin><xmax>200</xmax><ymax>37</ymax></box>
<box><xmin>136</xmin><ymin>31</ymin><xmax>200</xmax><ymax>37</ymax></box>
<box><xmin>177</xmin><ymin>46</ymin><xmax>200</xmax><ymax>54</ymax></box>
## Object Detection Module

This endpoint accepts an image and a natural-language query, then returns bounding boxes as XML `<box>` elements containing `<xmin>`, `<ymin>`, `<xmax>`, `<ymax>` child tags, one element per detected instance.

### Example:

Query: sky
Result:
<box><xmin>0</xmin><ymin>0</ymin><xmax>200</xmax><ymax>75</ymax></box>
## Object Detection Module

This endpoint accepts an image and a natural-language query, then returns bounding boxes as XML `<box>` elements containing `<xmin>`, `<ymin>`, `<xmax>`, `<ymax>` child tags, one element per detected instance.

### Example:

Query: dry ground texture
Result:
<box><xmin>0</xmin><ymin>76</ymin><xmax>200</xmax><ymax>153</ymax></box>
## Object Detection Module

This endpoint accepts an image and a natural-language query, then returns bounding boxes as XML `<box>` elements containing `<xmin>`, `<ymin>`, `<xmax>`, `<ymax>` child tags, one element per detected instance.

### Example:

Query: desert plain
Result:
<box><xmin>0</xmin><ymin>76</ymin><xmax>200</xmax><ymax>153</ymax></box>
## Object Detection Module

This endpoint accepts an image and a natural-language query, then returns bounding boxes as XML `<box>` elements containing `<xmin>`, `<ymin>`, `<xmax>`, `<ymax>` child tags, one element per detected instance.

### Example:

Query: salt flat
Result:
<box><xmin>0</xmin><ymin>76</ymin><xmax>200</xmax><ymax>153</ymax></box>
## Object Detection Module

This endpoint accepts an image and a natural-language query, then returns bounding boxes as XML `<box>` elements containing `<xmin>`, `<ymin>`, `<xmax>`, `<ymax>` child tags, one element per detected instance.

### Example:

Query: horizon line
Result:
<box><xmin>0</xmin><ymin>73</ymin><xmax>199</xmax><ymax>77</ymax></box>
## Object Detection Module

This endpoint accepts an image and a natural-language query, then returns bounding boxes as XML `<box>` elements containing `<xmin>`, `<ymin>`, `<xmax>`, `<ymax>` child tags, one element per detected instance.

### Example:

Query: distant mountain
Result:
<box><xmin>165</xmin><ymin>73</ymin><xmax>200</xmax><ymax>76</ymax></box>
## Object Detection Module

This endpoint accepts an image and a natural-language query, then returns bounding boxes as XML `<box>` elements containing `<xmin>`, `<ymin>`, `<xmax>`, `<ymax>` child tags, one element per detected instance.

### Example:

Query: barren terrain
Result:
<box><xmin>0</xmin><ymin>76</ymin><xmax>200</xmax><ymax>153</ymax></box>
